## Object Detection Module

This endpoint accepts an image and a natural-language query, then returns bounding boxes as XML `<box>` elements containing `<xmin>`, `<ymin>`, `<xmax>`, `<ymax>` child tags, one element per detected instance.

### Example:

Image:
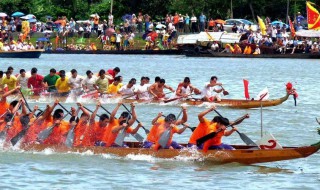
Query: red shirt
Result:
<box><xmin>107</xmin><ymin>69</ymin><xmax>115</xmax><ymax>84</ymax></box>
<box><xmin>28</xmin><ymin>74</ymin><xmax>44</xmax><ymax>95</ymax></box>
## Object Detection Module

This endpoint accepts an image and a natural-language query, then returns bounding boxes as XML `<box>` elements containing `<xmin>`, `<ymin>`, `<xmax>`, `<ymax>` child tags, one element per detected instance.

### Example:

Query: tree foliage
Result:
<box><xmin>1</xmin><ymin>0</ymin><xmax>320</xmax><ymax>23</ymax></box>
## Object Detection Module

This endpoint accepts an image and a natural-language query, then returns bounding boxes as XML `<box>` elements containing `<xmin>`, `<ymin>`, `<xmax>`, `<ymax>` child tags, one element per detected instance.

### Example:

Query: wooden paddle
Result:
<box><xmin>158</xmin><ymin>109</ymin><xmax>183</xmax><ymax>148</ymax></box>
<box><xmin>221</xmin><ymin>86</ymin><xmax>229</xmax><ymax>96</ymax></box>
<box><xmin>19</xmin><ymin>89</ymin><xmax>32</xmax><ymax>112</ymax></box>
<box><xmin>316</xmin><ymin>118</ymin><xmax>320</xmax><ymax>125</ymax></box>
<box><xmin>11</xmin><ymin>108</ymin><xmax>46</xmax><ymax>146</ymax></box>
<box><xmin>163</xmin><ymin>93</ymin><xmax>194</xmax><ymax>103</ymax></box>
<box><xmin>121</xmin><ymin>104</ymin><xmax>150</xmax><ymax>134</ymax></box>
<box><xmin>0</xmin><ymin>112</ymin><xmax>18</xmax><ymax>139</ymax></box>
<box><xmin>114</xmin><ymin>107</ymin><xmax>131</xmax><ymax>146</ymax></box>
<box><xmin>196</xmin><ymin>111</ymin><xmax>254</xmax><ymax>146</ymax></box>
<box><xmin>64</xmin><ymin>108</ymin><xmax>80</xmax><ymax>148</ymax></box>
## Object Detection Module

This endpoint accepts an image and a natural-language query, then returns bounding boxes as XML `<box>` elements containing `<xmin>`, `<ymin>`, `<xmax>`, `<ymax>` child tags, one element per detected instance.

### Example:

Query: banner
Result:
<box><xmin>257</xmin><ymin>16</ymin><xmax>267</xmax><ymax>35</ymax></box>
<box><xmin>243</xmin><ymin>79</ymin><xmax>250</xmax><ymax>100</ymax></box>
<box><xmin>288</xmin><ymin>16</ymin><xmax>295</xmax><ymax>37</ymax></box>
<box><xmin>306</xmin><ymin>1</ymin><xmax>320</xmax><ymax>30</ymax></box>
<box><xmin>255</xmin><ymin>87</ymin><xmax>269</xmax><ymax>100</ymax></box>
<box><xmin>256</xmin><ymin>133</ymin><xmax>283</xmax><ymax>149</ymax></box>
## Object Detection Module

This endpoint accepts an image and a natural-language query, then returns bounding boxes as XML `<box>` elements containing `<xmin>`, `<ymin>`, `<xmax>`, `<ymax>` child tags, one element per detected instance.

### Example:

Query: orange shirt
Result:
<box><xmin>5</xmin><ymin>116</ymin><xmax>22</xmax><ymax>142</ymax></box>
<box><xmin>43</xmin><ymin>120</ymin><xmax>70</xmax><ymax>145</ymax></box>
<box><xmin>0</xmin><ymin>100</ymin><xmax>9</xmax><ymax>116</ymax></box>
<box><xmin>173</xmin><ymin>15</ymin><xmax>179</xmax><ymax>24</ymax></box>
<box><xmin>73</xmin><ymin>119</ymin><xmax>95</xmax><ymax>147</ymax></box>
<box><xmin>203</xmin><ymin>125</ymin><xmax>225</xmax><ymax>152</ymax></box>
<box><xmin>189</xmin><ymin>118</ymin><xmax>216</xmax><ymax>144</ymax></box>
<box><xmin>208</xmin><ymin>20</ymin><xmax>215</xmax><ymax>27</ymax></box>
<box><xmin>153</xmin><ymin>120</ymin><xmax>179</xmax><ymax>148</ymax></box>
<box><xmin>146</xmin><ymin>118</ymin><xmax>164</xmax><ymax>143</ymax></box>
<box><xmin>105</xmin><ymin>119</ymin><xmax>133</xmax><ymax>147</ymax></box>
<box><xmin>92</xmin><ymin>121</ymin><xmax>109</xmax><ymax>143</ymax></box>
<box><xmin>23</xmin><ymin>116</ymin><xmax>53</xmax><ymax>144</ymax></box>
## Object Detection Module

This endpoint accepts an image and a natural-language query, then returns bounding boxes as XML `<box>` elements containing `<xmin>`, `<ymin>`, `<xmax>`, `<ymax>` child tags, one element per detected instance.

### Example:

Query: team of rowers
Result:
<box><xmin>0</xmin><ymin>66</ymin><xmax>226</xmax><ymax>102</ymax></box>
<box><xmin>0</xmin><ymin>86</ymin><xmax>247</xmax><ymax>151</ymax></box>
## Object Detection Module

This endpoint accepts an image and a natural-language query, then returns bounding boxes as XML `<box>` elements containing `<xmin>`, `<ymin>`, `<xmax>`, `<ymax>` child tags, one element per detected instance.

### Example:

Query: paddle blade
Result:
<box><xmin>115</xmin><ymin>129</ymin><xmax>126</xmax><ymax>146</ymax></box>
<box><xmin>189</xmin><ymin>127</ymin><xmax>196</xmax><ymax>132</ymax></box>
<box><xmin>65</xmin><ymin>126</ymin><xmax>76</xmax><ymax>148</ymax></box>
<box><xmin>142</xmin><ymin>126</ymin><xmax>150</xmax><ymax>134</ymax></box>
<box><xmin>196</xmin><ymin>131</ymin><xmax>218</xmax><ymax>146</ymax></box>
<box><xmin>11</xmin><ymin>128</ymin><xmax>28</xmax><ymax>146</ymax></box>
<box><xmin>0</xmin><ymin>130</ymin><xmax>7</xmax><ymax>140</ymax></box>
<box><xmin>131</xmin><ymin>133</ymin><xmax>144</xmax><ymax>142</ymax></box>
<box><xmin>316</xmin><ymin>118</ymin><xmax>320</xmax><ymax>125</ymax></box>
<box><xmin>164</xmin><ymin>97</ymin><xmax>180</xmax><ymax>103</ymax></box>
<box><xmin>223</xmin><ymin>90</ymin><xmax>229</xmax><ymax>96</ymax></box>
<box><xmin>158</xmin><ymin>129</ymin><xmax>171</xmax><ymax>148</ymax></box>
<box><xmin>238</xmin><ymin>132</ymin><xmax>257</xmax><ymax>146</ymax></box>
<box><xmin>38</xmin><ymin>126</ymin><xmax>54</xmax><ymax>142</ymax></box>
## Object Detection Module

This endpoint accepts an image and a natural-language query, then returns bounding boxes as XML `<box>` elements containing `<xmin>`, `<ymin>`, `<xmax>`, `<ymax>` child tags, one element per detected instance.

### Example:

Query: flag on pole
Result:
<box><xmin>257</xmin><ymin>16</ymin><xmax>267</xmax><ymax>35</ymax></box>
<box><xmin>306</xmin><ymin>1</ymin><xmax>320</xmax><ymax>30</ymax></box>
<box><xmin>243</xmin><ymin>79</ymin><xmax>250</xmax><ymax>100</ymax></box>
<box><xmin>256</xmin><ymin>132</ymin><xmax>283</xmax><ymax>149</ymax></box>
<box><xmin>256</xmin><ymin>87</ymin><xmax>269</xmax><ymax>101</ymax></box>
<box><xmin>288</xmin><ymin>16</ymin><xmax>295</xmax><ymax>37</ymax></box>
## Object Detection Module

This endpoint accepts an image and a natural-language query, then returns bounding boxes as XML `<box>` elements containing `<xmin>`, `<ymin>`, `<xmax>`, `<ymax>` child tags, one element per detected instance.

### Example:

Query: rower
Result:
<box><xmin>16</xmin><ymin>69</ymin><xmax>29</xmax><ymax>90</ymax></box>
<box><xmin>107</xmin><ymin>76</ymin><xmax>122</xmax><ymax>96</ymax></box>
<box><xmin>201</xmin><ymin>76</ymin><xmax>223</xmax><ymax>102</ymax></box>
<box><xmin>0</xmin><ymin>86</ymin><xmax>21</xmax><ymax>116</ymax></box>
<box><xmin>103</xmin><ymin>102</ymin><xmax>142</xmax><ymax>147</ymax></box>
<box><xmin>82</xmin><ymin>70</ymin><xmax>97</xmax><ymax>92</ymax></box>
<box><xmin>134</xmin><ymin>76</ymin><xmax>150</xmax><ymax>100</ymax></box>
<box><xmin>72</xmin><ymin>103</ymin><xmax>93</xmax><ymax>147</ymax></box>
<box><xmin>107</xmin><ymin>67</ymin><xmax>120</xmax><ymax>84</ymax></box>
<box><xmin>175</xmin><ymin>77</ymin><xmax>201</xmax><ymax>99</ymax></box>
<box><xmin>2</xmin><ymin>70</ymin><xmax>17</xmax><ymax>91</ymax></box>
<box><xmin>27</xmin><ymin>67</ymin><xmax>44</xmax><ymax>95</ymax></box>
<box><xmin>55</xmin><ymin>70</ymin><xmax>71</xmax><ymax>97</ymax></box>
<box><xmin>42</xmin><ymin>107</ymin><xmax>70</xmax><ymax>145</ymax></box>
<box><xmin>68</xmin><ymin>69</ymin><xmax>83</xmax><ymax>96</ymax></box>
<box><xmin>118</xmin><ymin>78</ymin><xmax>136</xmax><ymax>97</ymax></box>
<box><xmin>94</xmin><ymin>69</ymin><xmax>112</xmax><ymax>94</ymax></box>
<box><xmin>43</xmin><ymin>68</ymin><xmax>60</xmax><ymax>93</ymax></box>
<box><xmin>148</xmin><ymin>78</ymin><xmax>174</xmax><ymax>100</ymax></box>
<box><xmin>143</xmin><ymin>107</ymin><xmax>188</xmax><ymax>150</ymax></box>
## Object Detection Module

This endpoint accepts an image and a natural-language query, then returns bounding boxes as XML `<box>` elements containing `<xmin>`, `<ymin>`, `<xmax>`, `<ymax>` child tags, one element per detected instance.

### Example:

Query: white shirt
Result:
<box><xmin>68</xmin><ymin>76</ymin><xmax>83</xmax><ymax>89</ymax></box>
<box><xmin>201</xmin><ymin>82</ymin><xmax>218</xmax><ymax>98</ymax></box>
<box><xmin>82</xmin><ymin>76</ymin><xmax>97</xmax><ymax>91</ymax></box>
<box><xmin>191</xmin><ymin>16</ymin><xmax>197</xmax><ymax>22</ymax></box>
<box><xmin>17</xmin><ymin>75</ymin><xmax>29</xmax><ymax>89</ymax></box>
<box><xmin>116</xmin><ymin>34</ymin><xmax>122</xmax><ymax>43</ymax></box>
<box><xmin>134</xmin><ymin>84</ymin><xmax>150</xmax><ymax>100</ymax></box>
<box><xmin>119</xmin><ymin>85</ymin><xmax>135</xmax><ymax>96</ymax></box>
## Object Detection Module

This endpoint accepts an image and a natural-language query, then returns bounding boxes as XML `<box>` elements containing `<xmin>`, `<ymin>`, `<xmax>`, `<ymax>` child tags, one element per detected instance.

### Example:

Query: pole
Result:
<box><xmin>110</xmin><ymin>0</ymin><xmax>113</xmax><ymax>14</ymax></box>
<box><xmin>286</xmin><ymin>0</ymin><xmax>290</xmax><ymax>24</ymax></box>
<box><xmin>260</xmin><ymin>101</ymin><xmax>263</xmax><ymax>137</ymax></box>
<box><xmin>231</xmin><ymin>0</ymin><xmax>233</xmax><ymax>19</ymax></box>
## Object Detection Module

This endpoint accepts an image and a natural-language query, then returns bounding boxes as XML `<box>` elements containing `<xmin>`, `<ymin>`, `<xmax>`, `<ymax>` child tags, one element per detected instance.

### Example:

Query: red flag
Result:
<box><xmin>243</xmin><ymin>79</ymin><xmax>250</xmax><ymax>100</ymax></box>
<box><xmin>288</xmin><ymin>17</ymin><xmax>295</xmax><ymax>37</ymax></box>
<box><xmin>306</xmin><ymin>1</ymin><xmax>320</xmax><ymax>30</ymax></box>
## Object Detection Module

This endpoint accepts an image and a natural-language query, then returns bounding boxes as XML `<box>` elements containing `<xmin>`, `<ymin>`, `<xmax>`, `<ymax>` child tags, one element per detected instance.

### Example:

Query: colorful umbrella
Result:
<box><xmin>0</xmin><ymin>12</ymin><xmax>7</xmax><ymax>17</ymax></box>
<box><xmin>21</xmin><ymin>14</ymin><xmax>36</xmax><ymax>20</ymax></box>
<box><xmin>122</xmin><ymin>14</ymin><xmax>132</xmax><ymax>21</ymax></box>
<box><xmin>106</xmin><ymin>28</ymin><xmax>116</xmax><ymax>37</ymax></box>
<box><xmin>11</xmin><ymin>12</ymin><xmax>25</xmax><ymax>17</ymax></box>
<box><xmin>215</xmin><ymin>19</ymin><xmax>226</xmax><ymax>24</ymax></box>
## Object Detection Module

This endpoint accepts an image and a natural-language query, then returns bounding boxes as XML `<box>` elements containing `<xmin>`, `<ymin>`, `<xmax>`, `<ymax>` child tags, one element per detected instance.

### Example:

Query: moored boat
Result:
<box><xmin>20</xmin><ymin>141</ymin><xmax>320</xmax><ymax>164</ymax></box>
<box><xmin>0</xmin><ymin>50</ymin><xmax>44</xmax><ymax>58</ymax></box>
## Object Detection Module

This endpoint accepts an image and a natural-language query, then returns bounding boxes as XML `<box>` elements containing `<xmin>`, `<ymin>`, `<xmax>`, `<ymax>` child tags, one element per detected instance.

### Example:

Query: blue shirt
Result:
<box><xmin>185</xmin><ymin>16</ymin><xmax>190</xmax><ymax>25</ymax></box>
<box><xmin>199</xmin><ymin>15</ymin><xmax>206</xmax><ymax>23</ymax></box>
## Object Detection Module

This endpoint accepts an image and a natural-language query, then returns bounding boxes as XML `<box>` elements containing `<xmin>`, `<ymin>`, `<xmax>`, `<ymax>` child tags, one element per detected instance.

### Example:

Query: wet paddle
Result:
<box><xmin>10</xmin><ymin>108</ymin><xmax>46</xmax><ymax>146</ymax></box>
<box><xmin>316</xmin><ymin>118</ymin><xmax>320</xmax><ymax>125</ymax></box>
<box><xmin>0</xmin><ymin>112</ymin><xmax>18</xmax><ymax>140</ymax></box>
<box><xmin>221</xmin><ymin>86</ymin><xmax>229</xmax><ymax>96</ymax></box>
<box><xmin>158</xmin><ymin>109</ymin><xmax>183</xmax><ymax>148</ymax></box>
<box><xmin>115</xmin><ymin>108</ymin><xmax>131</xmax><ymax>146</ymax></box>
<box><xmin>19</xmin><ymin>89</ymin><xmax>33</xmax><ymax>112</ymax></box>
<box><xmin>163</xmin><ymin>93</ymin><xmax>194</xmax><ymax>103</ymax></box>
<box><xmin>65</xmin><ymin>119</ymin><xmax>76</xmax><ymax>148</ymax></box>
<box><xmin>196</xmin><ymin>113</ymin><xmax>250</xmax><ymax>146</ymax></box>
<box><xmin>121</xmin><ymin>104</ymin><xmax>150</xmax><ymax>134</ymax></box>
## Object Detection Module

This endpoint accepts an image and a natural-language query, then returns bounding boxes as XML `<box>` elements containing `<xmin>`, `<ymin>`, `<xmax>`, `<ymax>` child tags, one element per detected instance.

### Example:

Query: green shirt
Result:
<box><xmin>95</xmin><ymin>77</ymin><xmax>109</xmax><ymax>93</ymax></box>
<box><xmin>44</xmin><ymin>74</ymin><xmax>60</xmax><ymax>92</ymax></box>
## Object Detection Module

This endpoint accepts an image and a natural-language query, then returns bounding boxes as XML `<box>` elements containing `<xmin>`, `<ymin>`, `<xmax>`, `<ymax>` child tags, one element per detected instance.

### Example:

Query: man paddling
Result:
<box><xmin>201</xmin><ymin>76</ymin><xmax>223</xmax><ymax>102</ymax></box>
<box><xmin>43</xmin><ymin>68</ymin><xmax>60</xmax><ymax>93</ymax></box>
<box><xmin>175</xmin><ymin>77</ymin><xmax>201</xmax><ymax>98</ymax></box>
<box><xmin>0</xmin><ymin>86</ymin><xmax>21</xmax><ymax>116</ymax></box>
<box><xmin>118</xmin><ymin>78</ymin><xmax>136</xmax><ymax>97</ymax></box>
<box><xmin>148</xmin><ymin>78</ymin><xmax>174</xmax><ymax>100</ymax></box>
<box><xmin>143</xmin><ymin>107</ymin><xmax>189</xmax><ymax>150</ymax></box>
<box><xmin>134</xmin><ymin>76</ymin><xmax>150</xmax><ymax>100</ymax></box>
<box><xmin>27</xmin><ymin>67</ymin><xmax>44</xmax><ymax>96</ymax></box>
<box><xmin>188</xmin><ymin>106</ymin><xmax>238</xmax><ymax>150</ymax></box>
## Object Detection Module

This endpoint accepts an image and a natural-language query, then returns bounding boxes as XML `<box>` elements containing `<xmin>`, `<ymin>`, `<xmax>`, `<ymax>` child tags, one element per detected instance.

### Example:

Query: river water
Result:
<box><xmin>0</xmin><ymin>54</ymin><xmax>319</xmax><ymax>189</ymax></box>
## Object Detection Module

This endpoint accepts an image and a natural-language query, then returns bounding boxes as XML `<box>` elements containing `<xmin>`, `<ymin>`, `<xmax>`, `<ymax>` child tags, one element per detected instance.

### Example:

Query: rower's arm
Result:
<box><xmin>152</xmin><ymin>112</ymin><xmax>162</xmax><ymax>125</ymax></box>
<box><xmin>77</xmin><ymin>103</ymin><xmax>90</xmax><ymax>117</ymax></box>
<box><xmin>110</xmin><ymin>102</ymin><xmax>121</xmax><ymax>123</ymax></box>
<box><xmin>224</xmin><ymin>127</ymin><xmax>237</xmax><ymax>136</ymax></box>
<box><xmin>175</xmin><ymin>85</ymin><xmax>183</xmax><ymax>96</ymax></box>
<box><xmin>12</xmin><ymin>99</ymin><xmax>22</xmax><ymax>113</ymax></box>
<box><xmin>130</xmin><ymin>123</ymin><xmax>142</xmax><ymax>134</ymax></box>
<box><xmin>164</xmin><ymin>84</ymin><xmax>175</xmax><ymax>92</ymax></box>
<box><xmin>176</xmin><ymin>107</ymin><xmax>187</xmax><ymax>125</ymax></box>
<box><xmin>176</xmin><ymin>123</ymin><xmax>189</xmax><ymax>134</ymax></box>
<box><xmin>21</xmin><ymin>100</ymin><xmax>28</xmax><ymax>115</ymax></box>
<box><xmin>91</xmin><ymin>102</ymin><xmax>101</xmax><ymax>122</ymax></box>
<box><xmin>198</xmin><ymin>106</ymin><xmax>216</xmax><ymax>123</ymax></box>
<box><xmin>127</xmin><ymin>103</ymin><xmax>136</xmax><ymax>127</ymax></box>
<box><xmin>1</xmin><ymin>86</ymin><xmax>20</xmax><ymax>101</ymax></box>
<box><xmin>29</xmin><ymin>105</ymin><xmax>38</xmax><ymax>119</ymax></box>
<box><xmin>111</xmin><ymin>123</ymin><xmax>127</xmax><ymax>133</ymax></box>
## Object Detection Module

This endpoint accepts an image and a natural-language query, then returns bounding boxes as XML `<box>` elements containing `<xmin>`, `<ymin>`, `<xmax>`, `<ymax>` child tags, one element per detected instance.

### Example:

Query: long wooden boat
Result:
<box><xmin>0</xmin><ymin>50</ymin><xmax>44</xmax><ymax>58</ymax></box>
<box><xmin>14</xmin><ymin>91</ymin><xmax>292</xmax><ymax>109</ymax></box>
<box><xmin>43</xmin><ymin>49</ymin><xmax>182</xmax><ymax>55</ymax></box>
<box><xmin>20</xmin><ymin>141</ymin><xmax>320</xmax><ymax>164</ymax></box>
<box><xmin>185</xmin><ymin>50</ymin><xmax>320</xmax><ymax>59</ymax></box>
